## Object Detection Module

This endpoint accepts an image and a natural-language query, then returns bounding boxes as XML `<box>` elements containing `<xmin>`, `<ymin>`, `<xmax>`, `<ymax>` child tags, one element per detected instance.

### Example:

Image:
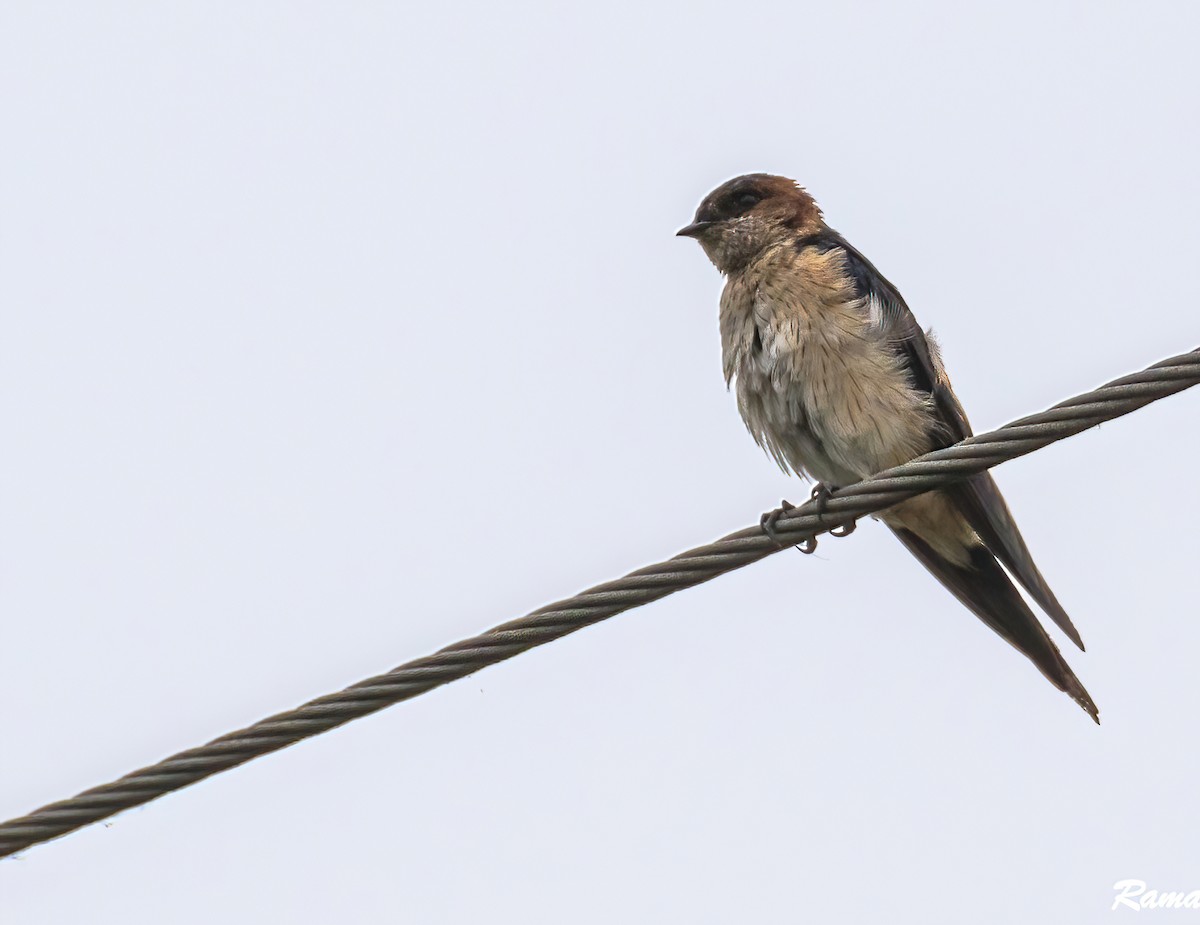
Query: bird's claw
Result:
<box><xmin>761</xmin><ymin>499</ymin><xmax>822</xmax><ymax>554</ymax></box>
<box><xmin>810</xmin><ymin>482</ymin><xmax>836</xmax><ymax>515</ymax></box>
<box><xmin>830</xmin><ymin>520</ymin><xmax>857</xmax><ymax>538</ymax></box>
<box><xmin>761</xmin><ymin>485</ymin><xmax>856</xmax><ymax>553</ymax></box>
<box><xmin>760</xmin><ymin>499</ymin><xmax>797</xmax><ymax>546</ymax></box>
<box><xmin>809</xmin><ymin>481</ymin><xmax>857</xmax><ymax>538</ymax></box>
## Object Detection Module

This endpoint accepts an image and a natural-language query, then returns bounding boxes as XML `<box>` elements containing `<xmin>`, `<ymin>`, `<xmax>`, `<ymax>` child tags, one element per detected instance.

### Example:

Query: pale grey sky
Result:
<box><xmin>2</xmin><ymin>3</ymin><xmax>1198</xmax><ymax>922</ymax></box>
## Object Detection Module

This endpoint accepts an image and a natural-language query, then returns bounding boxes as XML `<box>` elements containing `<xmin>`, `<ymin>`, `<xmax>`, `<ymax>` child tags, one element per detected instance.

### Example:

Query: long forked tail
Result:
<box><xmin>890</xmin><ymin>526</ymin><xmax>1100</xmax><ymax>723</ymax></box>
<box><xmin>947</xmin><ymin>473</ymin><xmax>1086</xmax><ymax>651</ymax></box>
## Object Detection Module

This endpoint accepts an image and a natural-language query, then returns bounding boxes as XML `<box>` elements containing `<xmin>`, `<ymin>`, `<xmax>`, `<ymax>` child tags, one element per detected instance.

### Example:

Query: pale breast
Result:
<box><xmin>721</xmin><ymin>246</ymin><xmax>936</xmax><ymax>485</ymax></box>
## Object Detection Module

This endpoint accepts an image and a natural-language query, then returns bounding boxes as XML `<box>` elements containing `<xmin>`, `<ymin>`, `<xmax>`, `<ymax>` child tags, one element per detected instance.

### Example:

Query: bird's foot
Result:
<box><xmin>809</xmin><ymin>482</ymin><xmax>838</xmax><ymax>515</ymax></box>
<box><xmin>760</xmin><ymin>499</ymin><xmax>796</xmax><ymax>546</ymax></box>
<box><xmin>830</xmin><ymin>519</ymin><xmax>857</xmax><ymax>538</ymax></box>
<box><xmin>760</xmin><ymin>499</ymin><xmax>819</xmax><ymax>554</ymax></box>
<box><xmin>810</xmin><ymin>482</ymin><xmax>857</xmax><ymax>539</ymax></box>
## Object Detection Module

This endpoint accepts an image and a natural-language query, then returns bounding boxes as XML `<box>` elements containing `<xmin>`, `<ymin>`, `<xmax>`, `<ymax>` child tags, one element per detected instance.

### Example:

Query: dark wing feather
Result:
<box><xmin>829</xmin><ymin>234</ymin><xmax>1086</xmax><ymax>651</ymax></box>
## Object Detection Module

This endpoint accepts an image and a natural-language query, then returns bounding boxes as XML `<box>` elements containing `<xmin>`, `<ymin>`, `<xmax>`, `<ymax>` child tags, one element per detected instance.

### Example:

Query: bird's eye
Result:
<box><xmin>730</xmin><ymin>190</ymin><xmax>762</xmax><ymax>214</ymax></box>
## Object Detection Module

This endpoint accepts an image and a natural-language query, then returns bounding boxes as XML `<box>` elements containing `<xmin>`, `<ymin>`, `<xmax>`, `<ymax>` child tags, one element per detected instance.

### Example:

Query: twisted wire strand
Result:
<box><xmin>2</xmin><ymin>347</ymin><xmax>1197</xmax><ymax>858</ymax></box>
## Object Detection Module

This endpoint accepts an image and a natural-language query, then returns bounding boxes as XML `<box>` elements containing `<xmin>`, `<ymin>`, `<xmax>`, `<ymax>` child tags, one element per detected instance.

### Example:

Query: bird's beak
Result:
<box><xmin>676</xmin><ymin>221</ymin><xmax>715</xmax><ymax>238</ymax></box>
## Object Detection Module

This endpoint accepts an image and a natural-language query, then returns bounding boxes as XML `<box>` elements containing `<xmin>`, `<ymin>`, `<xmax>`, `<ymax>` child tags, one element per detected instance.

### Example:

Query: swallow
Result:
<box><xmin>678</xmin><ymin>173</ymin><xmax>1098</xmax><ymax>722</ymax></box>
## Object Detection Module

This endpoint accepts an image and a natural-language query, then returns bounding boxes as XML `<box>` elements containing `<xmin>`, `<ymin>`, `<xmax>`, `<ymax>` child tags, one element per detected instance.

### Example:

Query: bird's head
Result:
<box><xmin>677</xmin><ymin>174</ymin><xmax>823</xmax><ymax>274</ymax></box>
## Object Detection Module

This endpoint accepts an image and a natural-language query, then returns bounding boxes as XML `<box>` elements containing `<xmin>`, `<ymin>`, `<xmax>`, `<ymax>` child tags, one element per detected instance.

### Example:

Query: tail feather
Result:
<box><xmin>890</xmin><ymin>525</ymin><xmax>1100</xmax><ymax>723</ymax></box>
<box><xmin>947</xmin><ymin>473</ymin><xmax>1085</xmax><ymax>651</ymax></box>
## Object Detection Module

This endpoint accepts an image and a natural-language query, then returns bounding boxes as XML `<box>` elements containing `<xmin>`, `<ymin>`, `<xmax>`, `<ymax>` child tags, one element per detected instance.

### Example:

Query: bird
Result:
<box><xmin>677</xmin><ymin>173</ymin><xmax>1098</xmax><ymax>722</ymax></box>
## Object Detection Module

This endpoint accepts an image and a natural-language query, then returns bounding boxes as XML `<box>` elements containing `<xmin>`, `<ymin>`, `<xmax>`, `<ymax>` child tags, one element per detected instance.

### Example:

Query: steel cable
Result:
<box><xmin>1</xmin><ymin>347</ymin><xmax>1197</xmax><ymax>858</ymax></box>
